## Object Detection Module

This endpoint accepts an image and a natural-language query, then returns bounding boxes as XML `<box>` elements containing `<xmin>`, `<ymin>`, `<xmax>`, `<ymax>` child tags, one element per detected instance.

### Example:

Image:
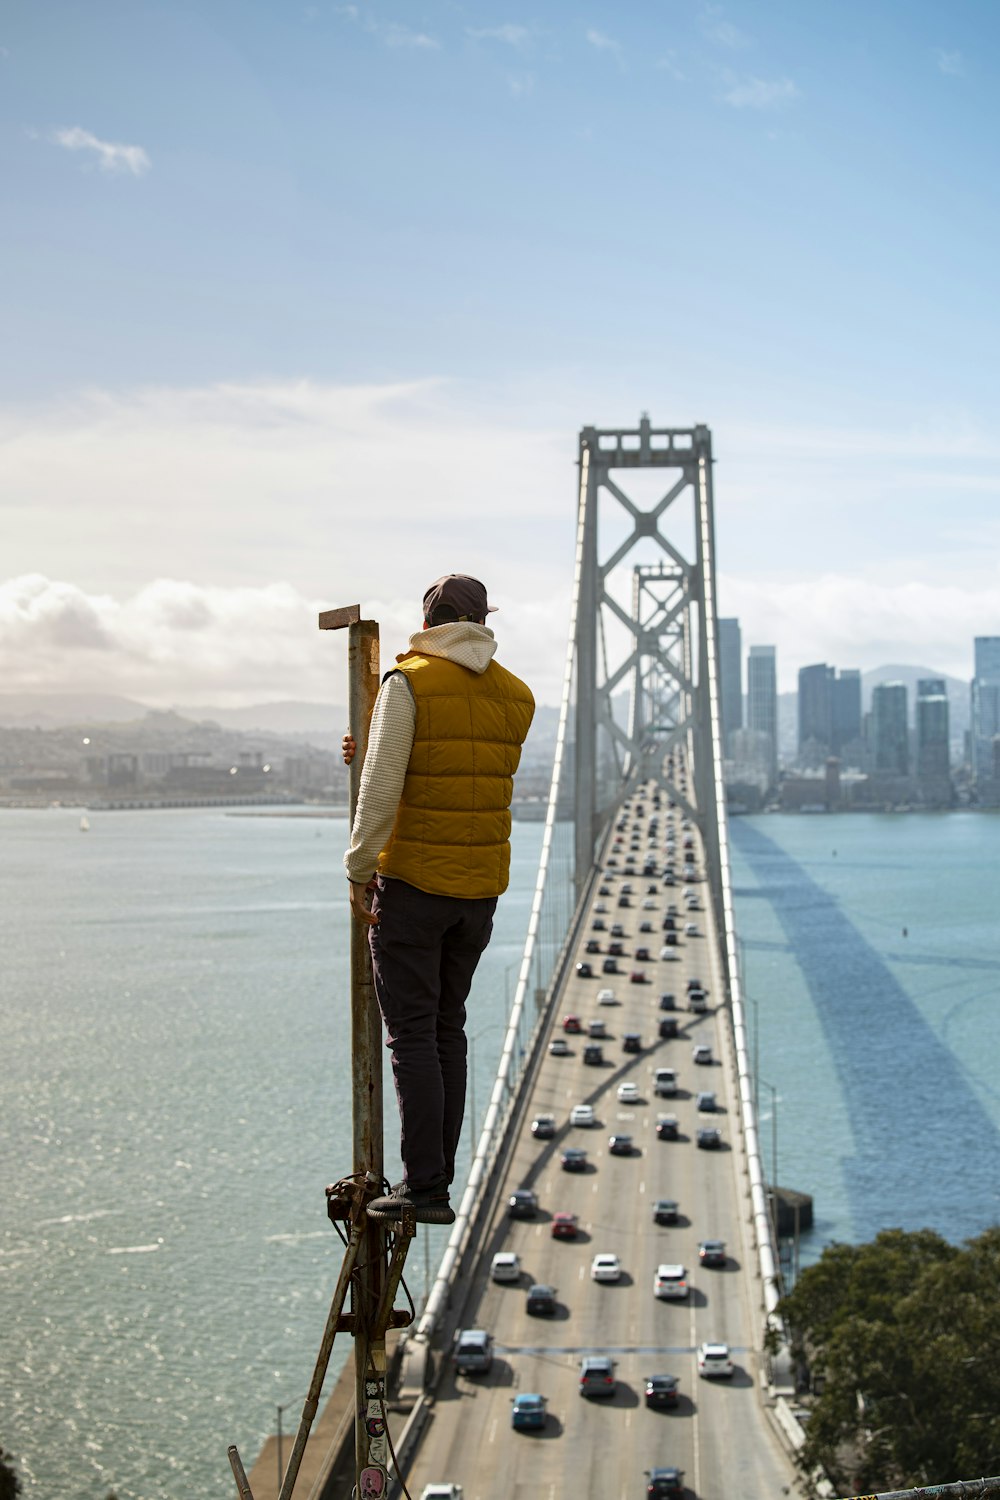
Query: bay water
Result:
<box><xmin>2</xmin><ymin>807</ymin><xmax>998</xmax><ymax>1497</ymax></box>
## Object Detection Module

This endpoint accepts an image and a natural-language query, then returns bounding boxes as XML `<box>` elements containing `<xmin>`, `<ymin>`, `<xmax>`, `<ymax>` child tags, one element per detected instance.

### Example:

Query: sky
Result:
<box><xmin>3</xmin><ymin>0</ymin><xmax>1000</xmax><ymax>709</ymax></box>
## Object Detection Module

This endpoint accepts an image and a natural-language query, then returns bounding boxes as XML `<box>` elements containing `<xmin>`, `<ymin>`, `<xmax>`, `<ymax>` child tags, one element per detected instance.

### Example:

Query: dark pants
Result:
<box><xmin>369</xmin><ymin>876</ymin><xmax>497</xmax><ymax>1192</ymax></box>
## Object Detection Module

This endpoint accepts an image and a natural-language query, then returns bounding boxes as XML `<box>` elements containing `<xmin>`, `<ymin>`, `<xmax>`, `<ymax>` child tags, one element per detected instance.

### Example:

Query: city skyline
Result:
<box><xmin>3</xmin><ymin>1</ymin><xmax>1000</xmax><ymax>708</ymax></box>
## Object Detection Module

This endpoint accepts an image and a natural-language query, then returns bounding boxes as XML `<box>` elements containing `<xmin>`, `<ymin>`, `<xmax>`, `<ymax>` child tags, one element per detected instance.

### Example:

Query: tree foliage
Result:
<box><xmin>779</xmin><ymin>1227</ymin><xmax>1000</xmax><ymax>1492</ymax></box>
<box><xmin>0</xmin><ymin>1445</ymin><xmax>22</xmax><ymax>1500</ymax></box>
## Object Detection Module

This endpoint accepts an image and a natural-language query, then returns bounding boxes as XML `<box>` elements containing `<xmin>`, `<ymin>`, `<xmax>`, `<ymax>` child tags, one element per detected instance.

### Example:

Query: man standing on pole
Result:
<box><xmin>343</xmin><ymin>575</ymin><xmax>534</xmax><ymax>1225</ymax></box>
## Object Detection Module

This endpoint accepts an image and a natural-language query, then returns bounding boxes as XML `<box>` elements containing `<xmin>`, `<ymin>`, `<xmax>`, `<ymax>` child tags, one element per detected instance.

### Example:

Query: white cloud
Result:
<box><xmin>467</xmin><ymin>24</ymin><xmax>532</xmax><ymax>47</ymax></box>
<box><xmin>934</xmin><ymin>48</ymin><xmax>964</xmax><ymax>76</ymax></box>
<box><xmin>655</xmin><ymin>52</ymin><xmax>685</xmax><ymax>81</ymax></box>
<box><xmin>507</xmin><ymin>71</ymin><xmax>535</xmax><ymax>97</ymax></box>
<box><xmin>378</xmin><ymin>22</ymin><xmax>439</xmax><ymax>49</ymax></box>
<box><xmin>702</xmin><ymin>14</ymin><xmax>749</xmax><ymax>49</ymax></box>
<box><xmin>4</xmin><ymin>377</ymin><xmax>1000</xmax><ymax>707</ymax></box>
<box><xmin>0</xmin><ymin>379</ymin><xmax>574</xmax><ymax>704</ymax></box>
<box><xmin>585</xmin><ymin>28</ymin><xmax>624</xmax><ymax>67</ymax></box>
<box><xmin>51</xmin><ymin>125</ymin><xmax>151</xmax><ymax>176</ymax></box>
<box><xmin>721</xmin><ymin>75</ymin><xmax>799</xmax><ymax>109</ymax></box>
<box><xmin>720</xmin><ymin>573</ymin><xmax>996</xmax><ymax>689</ymax></box>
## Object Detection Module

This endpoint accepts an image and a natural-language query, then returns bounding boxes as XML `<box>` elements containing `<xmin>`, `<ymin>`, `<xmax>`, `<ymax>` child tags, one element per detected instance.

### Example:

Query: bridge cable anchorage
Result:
<box><xmin>227</xmin><ymin>608</ymin><xmax>419</xmax><ymax>1500</ymax></box>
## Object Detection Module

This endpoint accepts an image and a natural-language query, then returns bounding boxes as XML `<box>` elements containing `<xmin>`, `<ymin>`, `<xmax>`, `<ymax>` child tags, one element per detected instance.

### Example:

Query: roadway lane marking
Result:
<box><xmin>690</xmin><ymin>1302</ymin><xmax>701</xmax><ymax>1499</ymax></box>
<box><xmin>488</xmin><ymin>1417</ymin><xmax>497</xmax><ymax>1446</ymax></box>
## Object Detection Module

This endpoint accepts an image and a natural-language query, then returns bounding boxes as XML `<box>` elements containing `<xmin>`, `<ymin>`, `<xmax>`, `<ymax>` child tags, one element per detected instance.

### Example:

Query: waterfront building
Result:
<box><xmin>718</xmin><ymin>618</ymin><xmax>743</xmax><ymax>750</ymax></box>
<box><xmin>971</xmin><ymin>636</ymin><xmax>1000</xmax><ymax>783</ymax></box>
<box><xmin>798</xmin><ymin>663</ymin><xmax>834</xmax><ymax>765</ymax></box>
<box><xmin>871</xmin><ymin>681</ymin><xmax>909</xmax><ymax>775</ymax></box>
<box><xmin>831</xmin><ymin>669</ymin><xmax>862</xmax><ymax>758</ymax></box>
<box><xmin>746</xmin><ymin>645</ymin><xmax>778</xmax><ymax>785</ymax></box>
<box><xmin>916</xmin><ymin>679</ymin><xmax>951</xmax><ymax>807</ymax></box>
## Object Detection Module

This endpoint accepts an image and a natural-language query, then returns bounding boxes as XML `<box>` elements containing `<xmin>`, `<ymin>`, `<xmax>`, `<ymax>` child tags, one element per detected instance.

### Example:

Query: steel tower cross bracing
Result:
<box><xmin>573</xmin><ymin>418</ymin><xmax>726</xmax><ymax>938</ymax></box>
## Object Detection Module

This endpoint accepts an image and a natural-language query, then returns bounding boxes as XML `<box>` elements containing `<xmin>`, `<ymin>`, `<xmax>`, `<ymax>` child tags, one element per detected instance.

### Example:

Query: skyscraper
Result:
<box><xmin>871</xmin><ymin>681</ymin><xmax>909</xmax><ymax>774</ymax></box>
<box><xmin>916</xmin><ymin>678</ymin><xmax>950</xmax><ymax>782</ymax></box>
<box><xmin>747</xmin><ymin>645</ymin><xmax>778</xmax><ymax>785</ymax></box>
<box><xmin>971</xmin><ymin>637</ymin><xmax>1000</xmax><ymax>781</ymax></box>
<box><xmin>718</xmin><ymin>618</ymin><xmax>743</xmax><ymax>750</ymax></box>
<box><xmin>831</xmin><ymin>669</ymin><xmax>862</xmax><ymax>757</ymax></box>
<box><xmin>798</xmin><ymin>663</ymin><xmax>834</xmax><ymax>761</ymax></box>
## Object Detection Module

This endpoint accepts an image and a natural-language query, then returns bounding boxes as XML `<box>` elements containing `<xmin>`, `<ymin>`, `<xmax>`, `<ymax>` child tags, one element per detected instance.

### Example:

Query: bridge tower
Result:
<box><xmin>573</xmin><ymin>416</ymin><xmax>729</xmax><ymax>978</ymax></box>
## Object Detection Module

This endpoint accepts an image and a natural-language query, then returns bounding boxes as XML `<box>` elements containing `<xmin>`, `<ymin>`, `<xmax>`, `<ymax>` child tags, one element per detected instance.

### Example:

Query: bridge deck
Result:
<box><xmin>401</xmin><ymin>782</ymin><xmax>798</xmax><ymax>1500</ymax></box>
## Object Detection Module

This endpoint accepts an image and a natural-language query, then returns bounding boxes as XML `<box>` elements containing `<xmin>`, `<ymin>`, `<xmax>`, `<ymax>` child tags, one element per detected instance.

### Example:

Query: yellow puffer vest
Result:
<box><xmin>377</xmin><ymin>652</ymin><xmax>535</xmax><ymax>898</ymax></box>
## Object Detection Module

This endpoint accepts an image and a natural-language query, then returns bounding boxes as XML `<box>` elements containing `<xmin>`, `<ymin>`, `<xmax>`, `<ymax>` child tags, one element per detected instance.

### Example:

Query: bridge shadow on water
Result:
<box><xmin>731</xmin><ymin>819</ymin><xmax>1000</xmax><ymax>1241</ymax></box>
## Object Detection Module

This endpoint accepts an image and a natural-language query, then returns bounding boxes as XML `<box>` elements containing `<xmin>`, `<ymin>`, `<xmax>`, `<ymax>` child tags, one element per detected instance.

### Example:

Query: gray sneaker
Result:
<box><xmin>367</xmin><ymin>1180</ymin><xmax>456</xmax><ymax>1225</ymax></box>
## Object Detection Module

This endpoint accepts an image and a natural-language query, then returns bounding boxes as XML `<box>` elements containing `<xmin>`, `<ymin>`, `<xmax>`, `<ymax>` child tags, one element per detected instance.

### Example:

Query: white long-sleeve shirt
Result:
<box><xmin>343</xmin><ymin>622</ymin><xmax>499</xmax><ymax>884</ymax></box>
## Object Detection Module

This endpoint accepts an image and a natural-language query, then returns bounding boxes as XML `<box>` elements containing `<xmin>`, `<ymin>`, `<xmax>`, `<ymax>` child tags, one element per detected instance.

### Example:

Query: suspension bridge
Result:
<box><xmin>234</xmin><ymin>418</ymin><xmax>803</xmax><ymax>1500</ymax></box>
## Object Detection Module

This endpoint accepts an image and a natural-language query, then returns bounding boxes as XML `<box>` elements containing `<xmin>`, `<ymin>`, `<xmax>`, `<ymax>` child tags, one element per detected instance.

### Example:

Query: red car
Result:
<box><xmin>551</xmin><ymin>1212</ymin><xmax>580</xmax><ymax>1240</ymax></box>
<box><xmin>562</xmin><ymin>1014</ymin><xmax>582</xmax><ymax>1033</ymax></box>
<box><xmin>629</xmin><ymin>970</ymin><xmax>648</xmax><ymax>984</ymax></box>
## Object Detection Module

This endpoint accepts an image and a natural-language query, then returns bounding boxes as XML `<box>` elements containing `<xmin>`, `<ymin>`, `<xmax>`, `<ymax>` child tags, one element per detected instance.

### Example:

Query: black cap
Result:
<box><xmin>422</xmin><ymin>574</ymin><xmax>497</xmax><ymax>626</ymax></box>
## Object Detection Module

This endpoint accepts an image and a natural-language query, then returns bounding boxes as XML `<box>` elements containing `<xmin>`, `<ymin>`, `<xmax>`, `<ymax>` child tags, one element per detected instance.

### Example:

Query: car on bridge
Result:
<box><xmin>653</xmin><ymin>1264</ymin><xmax>688</xmax><ymax>1300</ymax></box>
<box><xmin>562</xmin><ymin>1014</ymin><xmax>582</xmax><ymax>1033</ymax></box>
<box><xmin>591</xmin><ymin>1252</ymin><xmax>622</xmax><ymax>1282</ymax></box>
<box><xmin>608</xmin><ymin>1133</ymin><xmax>634</xmax><ymax>1155</ymax></box>
<box><xmin>548</xmin><ymin>1037</ymin><xmax>569</xmax><ymax>1056</ymax></box>
<box><xmin>697</xmin><ymin>1340</ymin><xmax>733</xmax><ymax>1378</ymax></box>
<box><xmin>508</xmin><ymin>1188</ymin><xmax>539</xmax><ymax>1219</ymax></box>
<box><xmin>644</xmin><ymin>1373</ymin><xmax>680</xmax><ymax>1410</ymax></box>
<box><xmin>698</xmin><ymin>1239</ymin><xmax>726</xmax><ymax>1267</ymax></box>
<box><xmin>634</xmin><ymin>946</ymin><xmax>651</xmax><ymax>961</ymax></box>
<box><xmin>597</xmin><ymin>987</ymin><xmax>617</xmax><ymax>1005</ymax></box>
<box><xmin>584</xmin><ymin>937</ymin><xmax>602</xmax><ymax>954</ymax></box>
<box><xmin>639</xmin><ymin>919</ymin><xmax>654</xmax><ymax>934</ymax></box>
<box><xmin>658</xmin><ymin>1017</ymin><xmax>679</xmax><ymax>1040</ymax></box>
<box><xmin>579</xmin><ymin>1355</ymin><xmax>616</xmax><ymax>1397</ymax></box>
<box><xmin>583</xmin><ymin>1043</ymin><xmax>604</xmax><ymax>1066</ymax></box>
<box><xmin>569</xmin><ymin>1104</ymin><xmax>596</xmax><ymax>1127</ymax></box>
<box><xmin>602</xmin><ymin>958</ymin><xmax>620</xmax><ymax>975</ymax></box>
<box><xmin>652</xmin><ymin>1196</ymin><xmax>679</xmax><ymax>1222</ymax></box>
<box><xmin>654</xmin><ymin>1067</ymin><xmax>678</xmax><ymax>1096</ymax></box>
<box><xmin>452</xmin><ymin>1329</ymin><xmax>493</xmax><ymax>1375</ymax></box>
<box><xmin>490</xmin><ymin>1252</ymin><xmax>521</xmax><ymax>1284</ymax></box>
<box><xmin>575</xmin><ymin>961</ymin><xmax>594</xmax><ymax>978</ymax></box>
<box><xmin>617</xmin><ymin>1080</ymin><xmax>640</xmax><ymax>1102</ymax></box>
<box><xmin>659</xmin><ymin>992</ymin><xmax>676</xmax><ymax>1010</ymax></box>
<box><xmin>420</xmin><ymin>1485</ymin><xmax>463</xmax><ymax>1500</ymax></box>
<box><xmin>531</xmin><ymin>1113</ymin><xmax>556</xmax><ymax>1139</ymax></box>
<box><xmin>655</xmin><ymin>1117</ymin><xmax>679</xmax><ymax>1143</ymax></box>
<box><xmin>551</xmin><ymin>1210</ymin><xmax>579</xmax><ymax>1238</ymax></box>
<box><xmin>510</xmin><ymin>1392</ymin><xmax>548</xmax><ymax>1431</ymax></box>
<box><xmin>630</xmin><ymin>969</ymin><xmax>649</xmax><ymax>984</ymax></box>
<box><xmin>696</xmin><ymin>1090</ymin><xmax>718</xmax><ymax>1112</ymax></box>
<box><xmin>645</xmin><ymin>1466</ymin><xmax>684</xmax><ymax>1498</ymax></box>
<box><xmin>622</xmin><ymin>1032</ymin><xmax>642</xmax><ymax>1053</ymax></box>
<box><xmin>591</xmin><ymin>917</ymin><xmax>606</xmax><ymax>931</ymax></box>
<box><xmin>525</xmin><ymin>1284</ymin><xmax>557</xmax><ymax>1317</ymax></box>
<box><xmin>608</xmin><ymin>941</ymin><xmax>625</xmax><ymax>956</ymax></box>
<box><xmin>560</xmin><ymin>1147</ymin><xmax>588</xmax><ymax>1171</ymax></box>
<box><xmin>588</xmin><ymin>1018</ymin><xmax>607</xmax><ymax>1037</ymax></box>
<box><xmin>692</xmin><ymin>1044</ymin><xmax>712</xmax><ymax>1065</ymax></box>
<box><xmin>696</xmin><ymin>1126</ymin><xmax>723</xmax><ymax>1149</ymax></box>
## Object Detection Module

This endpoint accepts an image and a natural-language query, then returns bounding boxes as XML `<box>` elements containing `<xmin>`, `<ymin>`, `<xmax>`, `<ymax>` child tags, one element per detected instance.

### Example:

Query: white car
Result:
<box><xmin>421</xmin><ymin>1487</ymin><xmax>464</xmax><ymax>1500</ymax></box>
<box><xmin>590</xmin><ymin>1253</ymin><xmax>622</xmax><ymax>1282</ymax></box>
<box><xmin>659</xmin><ymin>946</ymin><xmax>679</xmax><ymax>961</ymax></box>
<box><xmin>654</xmin><ymin>1067</ymin><xmax>677</xmax><ymax>1097</ymax></box>
<box><xmin>616</xmin><ymin>1081</ymin><xmax>639</xmax><ymax>1103</ymax></box>
<box><xmin>490</xmin><ymin>1252</ymin><xmax>521</xmax><ymax>1284</ymax></box>
<box><xmin>684</xmin><ymin>922</ymin><xmax>699</xmax><ymax>936</ymax></box>
<box><xmin>596</xmin><ymin>987</ymin><xmax>617</xmax><ymax>1006</ymax></box>
<box><xmin>570</xmin><ymin>1103</ymin><xmax>596</xmax><ymax>1127</ymax></box>
<box><xmin>692</xmin><ymin>1044</ymin><xmax>713</xmax><ymax>1065</ymax></box>
<box><xmin>549</xmin><ymin>1037</ymin><xmax>570</xmax><ymax>1056</ymax></box>
<box><xmin>697</xmin><ymin>1341</ymin><xmax>733</xmax><ymax>1378</ymax></box>
<box><xmin>653</xmin><ymin>1263</ymin><xmax>688</xmax><ymax>1300</ymax></box>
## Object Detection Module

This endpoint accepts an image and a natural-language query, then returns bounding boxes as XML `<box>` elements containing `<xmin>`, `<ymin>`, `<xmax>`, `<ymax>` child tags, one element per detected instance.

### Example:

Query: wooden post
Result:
<box><xmin>317</xmin><ymin>604</ymin><xmax>388</xmax><ymax>1500</ymax></box>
